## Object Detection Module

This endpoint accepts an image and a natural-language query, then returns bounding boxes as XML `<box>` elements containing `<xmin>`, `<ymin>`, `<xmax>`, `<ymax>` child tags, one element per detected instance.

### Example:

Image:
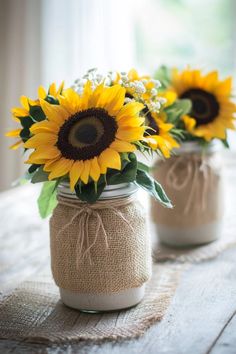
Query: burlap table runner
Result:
<box><xmin>0</xmin><ymin>263</ymin><xmax>184</xmax><ymax>344</ymax></box>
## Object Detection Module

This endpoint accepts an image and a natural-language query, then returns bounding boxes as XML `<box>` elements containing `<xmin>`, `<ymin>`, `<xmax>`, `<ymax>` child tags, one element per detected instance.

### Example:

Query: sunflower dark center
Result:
<box><xmin>180</xmin><ymin>88</ymin><xmax>220</xmax><ymax>126</ymax></box>
<box><xmin>125</xmin><ymin>92</ymin><xmax>134</xmax><ymax>100</ymax></box>
<box><xmin>142</xmin><ymin>106</ymin><xmax>159</xmax><ymax>136</ymax></box>
<box><xmin>57</xmin><ymin>108</ymin><xmax>117</xmax><ymax>161</ymax></box>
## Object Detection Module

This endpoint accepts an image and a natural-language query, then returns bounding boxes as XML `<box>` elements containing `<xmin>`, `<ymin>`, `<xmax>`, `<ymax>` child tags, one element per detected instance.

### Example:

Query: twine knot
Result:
<box><xmin>56</xmin><ymin>194</ymin><xmax>136</xmax><ymax>267</ymax></box>
<box><xmin>166</xmin><ymin>153</ymin><xmax>216</xmax><ymax>214</ymax></box>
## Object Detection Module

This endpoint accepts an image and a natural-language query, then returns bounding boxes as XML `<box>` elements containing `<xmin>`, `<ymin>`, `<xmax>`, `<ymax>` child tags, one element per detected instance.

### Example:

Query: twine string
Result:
<box><xmin>57</xmin><ymin>195</ymin><xmax>136</xmax><ymax>267</ymax></box>
<box><xmin>166</xmin><ymin>154</ymin><xmax>212</xmax><ymax>214</ymax></box>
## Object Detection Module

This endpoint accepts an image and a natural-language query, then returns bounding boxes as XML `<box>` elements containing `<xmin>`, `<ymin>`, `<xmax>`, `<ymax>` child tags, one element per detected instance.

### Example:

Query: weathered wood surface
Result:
<box><xmin>0</xmin><ymin>152</ymin><xmax>236</xmax><ymax>354</ymax></box>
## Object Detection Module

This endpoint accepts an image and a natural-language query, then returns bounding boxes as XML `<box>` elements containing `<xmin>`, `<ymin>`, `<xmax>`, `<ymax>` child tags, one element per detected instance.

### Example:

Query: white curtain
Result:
<box><xmin>0</xmin><ymin>0</ymin><xmax>135</xmax><ymax>191</ymax></box>
<box><xmin>0</xmin><ymin>0</ymin><xmax>42</xmax><ymax>191</ymax></box>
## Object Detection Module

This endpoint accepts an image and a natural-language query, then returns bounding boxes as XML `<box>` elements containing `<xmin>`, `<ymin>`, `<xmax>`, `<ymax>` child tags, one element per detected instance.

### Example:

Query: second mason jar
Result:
<box><xmin>50</xmin><ymin>182</ymin><xmax>151</xmax><ymax>312</ymax></box>
<box><xmin>151</xmin><ymin>142</ymin><xmax>224</xmax><ymax>247</ymax></box>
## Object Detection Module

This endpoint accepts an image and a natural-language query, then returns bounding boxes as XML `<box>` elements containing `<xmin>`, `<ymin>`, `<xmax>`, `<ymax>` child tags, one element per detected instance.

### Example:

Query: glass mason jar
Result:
<box><xmin>151</xmin><ymin>142</ymin><xmax>224</xmax><ymax>247</ymax></box>
<box><xmin>50</xmin><ymin>182</ymin><xmax>151</xmax><ymax>312</ymax></box>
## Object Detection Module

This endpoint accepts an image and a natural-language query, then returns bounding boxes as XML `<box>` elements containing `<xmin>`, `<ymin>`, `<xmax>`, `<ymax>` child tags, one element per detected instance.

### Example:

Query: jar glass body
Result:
<box><xmin>151</xmin><ymin>142</ymin><xmax>224</xmax><ymax>247</ymax></box>
<box><xmin>50</xmin><ymin>183</ymin><xmax>151</xmax><ymax>311</ymax></box>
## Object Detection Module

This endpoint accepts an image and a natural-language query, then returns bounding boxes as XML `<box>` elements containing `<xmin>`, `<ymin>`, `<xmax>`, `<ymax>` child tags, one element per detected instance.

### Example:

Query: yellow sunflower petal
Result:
<box><xmin>20</xmin><ymin>96</ymin><xmax>29</xmax><ymax>110</ymax></box>
<box><xmin>103</xmin><ymin>85</ymin><xmax>126</xmax><ymax>115</ymax></box>
<box><xmin>116</xmin><ymin>102</ymin><xmax>144</xmax><ymax>121</ymax></box>
<box><xmin>143</xmin><ymin>136</ymin><xmax>158</xmax><ymax>150</ymax></box>
<box><xmin>98</xmin><ymin>148</ymin><xmax>121</xmax><ymax>172</ymax></box>
<box><xmin>214</xmin><ymin>77</ymin><xmax>232</xmax><ymax>96</ymax></box>
<box><xmin>30</xmin><ymin>120</ymin><xmax>59</xmax><ymax>134</ymax></box>
<box><xmin>30</xmin><ymin>146</ymin><xmax>61</xmax><ymax>160</ymax></box>
<box><xmin>110</xmin><ymin>139</ymin><xmax>136</xmax><ymax>152</ymax></box>
<box><xmin>38</xmin><ymin>86</ymin><xmax>47</xmax><ymax>99</ymax></box>
<box><xmin>69</xmin><ymin>160</ymin><xmax>83</xmax><ymax>190</ymax></box>
<box><xmin>116</xmin><ymin>126</ymin><xmax>145</xmax><ymax>142</ymax></box>
<box><xmin>158</xmin><ymin>121</ymin><xmax>174</xmax><ymax>132</ymax></box>
<box><xmin>159</xmin><ymin>144</ymin><xmax>171</xmax><ymax>158</ymax></box>
<box><xmin>57</xmin><ymin>81</ymin><xmax>65</xmax><ymax>95</ymax></box>
<box><xmin>43</xmin><ymin>157</ymin><xmax>61</xmax><ymax>171</ymax></box>
<box><xmin>10</xmin><ymin>140</ymin><xmax>22</xmax><ymax>150</ymax></box>
<box><xmin>25</xmin><ymin>157</ymin><xmax>48</xmax><ymax>165</ymax></box>
<box><xmin>11</xmin><ymin>107</ymin><xmax>29</xmax><ymax>117</ymax></box>
<box><xmin>118</xmin><ymin>116</ymin><xmax>145</xmax><ymax>128</ymax></box>
<box><xmin>40</xmin><ymin>99</ymin><xmax>69</xmax><ymax>123</ymax></box>
<box><xmin>25</xmin><ymin>150</ymin><xmax>49</xmax><ymax>165</ymax></box>
<box><xmin>49</xmin><ymin>82</ymin><xmax>57</xmax><ymax>97</ymax></box>
<box><xmin>5</xmin><ymin>128</ymin><xmax>21</xmax><ymax>137</ymax></box>
<box><xmin>48</xmin><ymin>158</ymin><xmax>73</xmax><ymax>180</ymax></box>
<box><xmin>24</xmin><ymin>133</ymin><xmax>57</xmax><ymax>148</ymax></box>
<box><xmin>90</xmin><ymin>157</ymin><xmax>101</xmax><ymax>182</ymax></box>
<box><xmin>202</xmin><ymin>71</ymin><xmax>218</xmax><ymax>90</ymax></box>
<box><xmin>60</xmin><ymin>88</ymin><xmax>82</xmax><ymax>114</ymax></box>
<box><xmin>128</xmin><ymin>69</ymin><xmax>139</xmax><ymax>81</ymax></box>
<box><xmin>163</xmin><ymin>134</ymin><xmax>180</xmax><ymax>148</ymax></box>
<box><xmin>182</xmin><ymin>115</ymin><xmax>196</xmax><ymax>132</ymax></box>
<box><xmin>80</xmin><ymin>160</ymin><xmax>91</xmax><ymax>184</ymax></box>
<box><xmin>80</xmin><ymin>81</ymin><xmax>93</xmax><ymax>110</ymax></box>
<box><xmin>88</xmin><ymin>83</ymin><xmax>105</xmax><ymax>107</ymax></box>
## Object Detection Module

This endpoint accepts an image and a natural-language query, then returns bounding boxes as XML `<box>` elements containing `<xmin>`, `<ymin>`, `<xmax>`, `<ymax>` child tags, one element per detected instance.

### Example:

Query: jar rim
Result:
<box><xmin>58</xmin><ymin>182</ymin><xmax>138</xmax><ymax>200</ymax></box>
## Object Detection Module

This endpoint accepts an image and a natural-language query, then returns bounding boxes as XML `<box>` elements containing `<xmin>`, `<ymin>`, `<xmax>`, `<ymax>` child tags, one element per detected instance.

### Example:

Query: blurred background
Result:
<box><xmin>0</xmin><ymin>0</ymin><xmax>235</xmax><ymax>191</ymax></box>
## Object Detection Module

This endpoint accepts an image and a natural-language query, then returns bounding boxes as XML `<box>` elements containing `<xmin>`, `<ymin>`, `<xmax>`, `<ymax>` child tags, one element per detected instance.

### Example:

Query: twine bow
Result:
<box><xmin>166</xmin><ymin>153</ymin><xmax>214</xmax><ymax>215</ymax></box>
<box><xmin>56</xmin><ymin>195</ymin><xmax>135</xmax><ymax>267</ymax></box>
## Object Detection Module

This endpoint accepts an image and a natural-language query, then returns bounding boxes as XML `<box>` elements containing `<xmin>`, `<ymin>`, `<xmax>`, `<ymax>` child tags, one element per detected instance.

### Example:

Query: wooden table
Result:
<box><xmin>0</xmin><ymin>155</ymin><xmax>236</xmax><ymax>354</ymax></box>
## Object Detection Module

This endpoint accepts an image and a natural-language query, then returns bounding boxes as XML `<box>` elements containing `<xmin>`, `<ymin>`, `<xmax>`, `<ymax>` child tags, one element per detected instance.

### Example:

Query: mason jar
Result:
<box><xmin>151</xmin><ymin>142</ymin><xmax>224</xmax><ymax>247</ymax></box>
<box><xmin>50</xmin><ymin>182</ymin><xmax>151</xmax><ymax>312</ymax></box>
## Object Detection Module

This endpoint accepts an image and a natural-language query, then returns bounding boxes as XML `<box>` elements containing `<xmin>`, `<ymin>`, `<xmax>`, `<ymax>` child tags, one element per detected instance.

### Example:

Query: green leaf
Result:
<box><xmin>28</xmin><ymin>164</ymin><xmax>41</xmax><ymax>174</ymax></box>
<box><xmin>45</xmin><ymin>95</ymin><xmax>59</xmax><ymax>105</ymax></box>
<box><xmin>29</xmin><ymin>105</ymin><xmax>46</xmax><ymax>122</ymax></box>
<box><xmin>165</xmin><ymin>99</ymin><xmax>192</xmax><ymax>121</ymax></box>
<box><xmin>75</xmin><ymin>177</ymin><xmax>106</xmax><ymax>203</ymax></box>
<box><xmin>136</xmin><ymin>170</ymin><xmax>172</xmax><ymax>208</ymax></box>
<box><xmin>154</xmin><ymin>65</ymin><xmax>172</xmax><ymax>89</ymax></box>
<box><xmin>31</xmin><ymin>166</ymin><xmax>49</xmax><ymax>183</ymax></box>
<box><xmin>221</xmin><ymin>138</ymin><xmax>230</xmax><ymax>149</ymax></box>
<box><xmin>37</xmin><ymin>181</ymin><xmax>58</xmax><ymax>218</ymax></box>
<box><xmin>107</xmin><ymin>153</ymin><xmax>137</xmax><ymax>185</ymax></box>
<box><xmin>21</xmin><ymin>116</ymin><xmax>34</xmax><ymax>129</ymax></box>
<box><xmin>137</xmin><ymin>161</ymin><xmax>150</xmax><ymax>173</ymax></box>
<box><xmin>175</xmin><ymin>99</ymin><xmax>192</xmax><ymax>116</ymax></box>
<box><xmin>19</xmin><ymin>127</ymin><xmax>30</xmax><ymax>142</ymax></box>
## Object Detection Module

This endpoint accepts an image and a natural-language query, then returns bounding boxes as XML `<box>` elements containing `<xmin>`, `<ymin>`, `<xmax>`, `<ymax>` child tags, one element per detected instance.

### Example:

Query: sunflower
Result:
<box><xmin>113</xmin><ymin>69</ymin><xmax>179</xmax><ymax>156</ymax></box>
<box><xmin>170</xmin><ymin>69</ymin><xmax>236</xmax><ymax>141</ymax></box>
<box><xmin>143</xmin><ymin>110</ymin><xmax>179</xmax><ymax>158</ymax></box>
<box><xmin>24</xmin><ymin>83</ymin><xmax>145</xmax><ymax>190</ymax></box>
<box><xmin>5</xmin><ymin>82</ymin><xmax>64</xmax><ymax>149</ymax></box>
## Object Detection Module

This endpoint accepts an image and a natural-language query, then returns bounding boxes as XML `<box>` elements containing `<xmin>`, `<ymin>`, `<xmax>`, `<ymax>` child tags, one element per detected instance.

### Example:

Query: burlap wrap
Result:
<box><xmin>50</xmin><ymin>193</ymin><xmax>151</xmax><ymax>294</ymax></box>
<box><xmin>152</xmin><ymin>151</ymin><xmax>223</xmax><ymax>228</ymax></box>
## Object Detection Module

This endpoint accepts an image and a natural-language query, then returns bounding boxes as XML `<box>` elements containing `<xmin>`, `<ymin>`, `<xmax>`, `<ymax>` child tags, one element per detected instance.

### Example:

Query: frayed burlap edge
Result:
<box><xmin>0</xmin><ymin>264</ymin><xmax>185</xmax><ymax>344</ymax></box>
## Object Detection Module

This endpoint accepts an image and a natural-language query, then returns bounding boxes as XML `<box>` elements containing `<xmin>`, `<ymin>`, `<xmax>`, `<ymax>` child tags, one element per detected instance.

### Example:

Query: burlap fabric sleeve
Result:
<box><xmin>50</xmin><ymin>194</ymin><xmax>151</xmax><ymax>294</ymax></box>
<box><xmin>151</xmin><ymin>152</ymin><xmax>223</xmax><ymax>228</ymax></box>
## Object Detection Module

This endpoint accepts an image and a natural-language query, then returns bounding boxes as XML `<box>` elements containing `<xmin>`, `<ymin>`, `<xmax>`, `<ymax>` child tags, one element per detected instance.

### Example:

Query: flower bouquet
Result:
<box><xmin>152</xmin><ymin>66</ymin><xmax>236</xmax><ymax>247</ymax></box>
<box><xmin>6</xmin><ymin>68</ymin><xmax>188</xmax><ymax>311</ymax></box>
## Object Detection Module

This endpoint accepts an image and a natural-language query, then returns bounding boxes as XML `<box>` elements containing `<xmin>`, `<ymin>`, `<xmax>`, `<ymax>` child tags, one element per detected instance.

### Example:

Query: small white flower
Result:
<box><xmin>151</xmin><ymin>79</ymin><xmax>161</xmax><ymax>88</ymax></box>
<box><xmin>157</xmin><ymin>97</ymin><xmax>167</xmax><ymax>105</ymax></box>
<box><xmin>150</xmin><ymin>88</ymin><xmax>158</xmax><ymax>96</ymax></box>
<box><xmin>148</xmin><ymin>101</ymin><xmax>161</xmax><ymax>112</ymax></box>
<box><xmin>124</xmin><ymin>97</ymin><xmax>134</xmax><ymax>104</ymax></box>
